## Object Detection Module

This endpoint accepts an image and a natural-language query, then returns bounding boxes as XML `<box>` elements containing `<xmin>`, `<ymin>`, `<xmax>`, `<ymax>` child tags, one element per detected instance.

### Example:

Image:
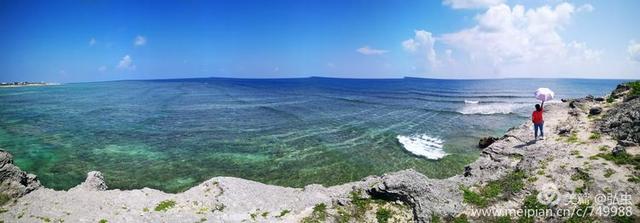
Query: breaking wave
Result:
<box><xmin>464</xmin><ymin>100</ymin><xmax>479</xmax><ymax>104</ymax></box>
<box><xmin>458</xmin><ymin>103</ymin><xmax>530</xmax><ymax>115</ymax></box>
<box><xmin>396</xmin><ymin>134</ymin><xmax>447</xmax><ymax>160</ymax></box>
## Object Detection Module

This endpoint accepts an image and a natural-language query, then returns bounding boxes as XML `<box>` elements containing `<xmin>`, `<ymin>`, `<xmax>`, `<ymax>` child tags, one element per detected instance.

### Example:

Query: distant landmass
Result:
<box><xmin>0</xmin><ymin>82</ymin><xmax>53</xmax><ymax>87</ymax></box>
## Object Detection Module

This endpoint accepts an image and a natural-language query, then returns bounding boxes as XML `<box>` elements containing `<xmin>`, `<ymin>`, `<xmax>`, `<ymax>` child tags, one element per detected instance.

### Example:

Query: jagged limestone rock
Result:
<box><xmin>70</xmin><ymin>171</ymin><xmax>108</xmax><ymax>192</ymax></box>
<box><xmin>0</xmin><ymin>149</ymin><xmax>41</xmax><ymax>198</ymax></box>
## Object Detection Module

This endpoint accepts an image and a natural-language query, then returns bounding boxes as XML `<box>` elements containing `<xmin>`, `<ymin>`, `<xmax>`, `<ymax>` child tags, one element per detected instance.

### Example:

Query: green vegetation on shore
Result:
<box><xmin>301</xmin><ymin>203</ymin><xmax>327</xmax><ymax>223</ymax></box>
<box><xmin>375</xmin><ymin>207</ymin><xmax>392</xmax><ymax>223</ymax></box>
<box><xmin>154</xmin><ymin>200</ymin><xmax>176</xmax><ymax>212</ymax></box>
<box><xmin>276</xmin><ymin>209</ymin><xmax>290</xmax><ymax>218</ymax></box>
<box><xmin>628</xmin><ymin>81</ymin><xmax>640</xmax><ymax>96</ymax></box>
<box><xmin>571</xmin><ymin>168</ymin><xmax>592</xmax><ymax>193</ymax></box>
<box><xmin>462</xmin><ymin>170</ymin><xmax>526</xmax><ymax>207</ymax></box>
<box><xmin>594</xmin><ymin>151</ymin><xmax>640</xmax><ymax>183</ymax></box>
<box><xmin>595</xmin><ymin>151</ymin><xmax>640</xmax><ymax>168</ymax></box>
<box><xmin>566</xmin><ymin>132</ymin><xmax>579</xmax><ymax>143</ymax></box>
<box><xmin>299</xmin><ymin>190</ymin><xmax>411</xmax><ymax>222</ymax></box>
<box><xmin>518</xmin><ymin>192</ymin><xmax>546</xmax><ymax>223</ymax></box>
<box><xmin>0</xmin><ymin>193</ymin><xmax>10</xmax><ymax>206</ymax></box>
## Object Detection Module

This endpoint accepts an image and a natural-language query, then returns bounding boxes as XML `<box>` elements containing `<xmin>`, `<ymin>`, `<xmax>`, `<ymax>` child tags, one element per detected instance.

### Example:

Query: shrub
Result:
<box><xmin>431</xmin><ymin>215</ymin><xmax>442</xmax><ymax>223</ymax></box>
<box><xmin>277</xmin><ymin>209</ymin><xmax>290</xmax><ymax>218</ymax></box>
<box><xmin>0</xmin><ymin>193</ymin><xmax>10</xmax><ymax>206</ymax></box>
<box><xmin>518</xmin><ymin>192</ymin><xmax>547</xmax><ymax>223</ymax></box>
<box><xmin>604</xmin><ymin>168</ymin><xmax>615</xmax><ymax>178</ymax></box>
<box><xmin>375</xmin><ymin>208</ymin><xmax>392</xmax><ymax>223</ymax></box>
<box><xmin>452</xmin><ymin>214</ymin><xmax>469</xmax><ymax>223</ymax></box>
<box><xmin>606</xmin><ymin>96</ymin><xmax>614</xmax><ymax>103</ymax></box>
<box><xmin>302</xmin><ymin>203</ymin><xmax>327</xmax><ymax>223</ymax></box>
<box><xmin>566</xmin><ymin>133</ymin><xmax>579</xmax><ymax>143</ymax></box>
<box><xmin>462</xmin><ymin>170</ymin><xmax>526</xmax><ymax>207</ymax></box>
<box><xmin>628</xmin><ymin>81</ymin><xmax>640</xmax><ymax>96</ymax></box>
<box><xmin>462</xmin><ymin>187</ymin><xmax>488</xmax><ymax>207</ymax></box>
<box><xmin>154</xmin><ymin>200</ymin><xmax>176</xmax><ymax>212</ymax></box>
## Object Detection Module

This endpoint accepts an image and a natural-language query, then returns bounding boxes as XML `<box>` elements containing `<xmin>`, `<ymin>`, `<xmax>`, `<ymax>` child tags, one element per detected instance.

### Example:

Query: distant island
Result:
<box><xmin>0</xmin><ymin>82</ymin><xmax>53</xmax><ymax>88</ymax></box>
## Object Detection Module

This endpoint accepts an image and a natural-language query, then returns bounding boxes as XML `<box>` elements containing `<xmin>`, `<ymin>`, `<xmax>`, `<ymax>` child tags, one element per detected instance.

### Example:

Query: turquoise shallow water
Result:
<box><xmin>0</xmin><ymin>77</ymin><xmax>624</xmax><ymax>192</ymax></box>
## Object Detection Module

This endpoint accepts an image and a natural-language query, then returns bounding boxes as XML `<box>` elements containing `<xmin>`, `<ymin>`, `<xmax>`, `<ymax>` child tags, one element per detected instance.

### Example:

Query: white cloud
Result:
<box><xmin>356</xmin><ymin>46</ymin><xmax>388</xmax><ymax>55</ymax></box>
<box><xmin>402</xmin><ymin>30</ymin><xmax>437</xmax><ymax>67</ymax></box>
<box><xmin>134</xmin><ymin>35</ymin><xmax>146</xmax><ymax>46</ymax></box>
<box><xmin>443</xmin><ymin>0</ymin><xmax>504</xmax><ymax>9</ymax></box>
<box><xmin>89</xmin><ymin>38</ymin><xmax>96</xmax><ymax>46</ymax></box>
<box><xmin>445</xmin><ymin>49</ymin><xmax>455</xmax><ymax>64</ymax></box>
<box><xmin>629</xmin><ymin>40</ymin><xmax>640</xmax><ymax>62</ymax></box>
<box><xmin>436</xmin><ymin>2</ymin><xmax>600</xmax><ymax>75</ymax></box>
<box><xmin>98</xmin><ymin>65</ymin><xmax>107</xmax><ymax>72</ymax></box>
<box><xmin>117</xmin><ymin>55</ymin><xmax>135</xmax><ymax>70</ymax></box>
<box><xmin>567</xmin><ymin>41</ymin><xmax>602</xmax><ymax>62</ymax></box>
<box><xmin>577</xmin><ymin>4</ymin><xmax>594</xmax><ymax>12</ymax></box>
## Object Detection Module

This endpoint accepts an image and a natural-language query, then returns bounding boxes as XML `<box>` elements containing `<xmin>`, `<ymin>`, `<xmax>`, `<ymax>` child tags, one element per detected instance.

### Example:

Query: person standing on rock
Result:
<box><xmin>532</xmin><ymin>102</ymin><xmax>544</xmax><ymax>140</ymax></box>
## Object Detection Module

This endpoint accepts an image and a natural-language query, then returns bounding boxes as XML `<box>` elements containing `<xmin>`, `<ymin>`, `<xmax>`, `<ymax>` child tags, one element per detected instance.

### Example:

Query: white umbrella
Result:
<box><xmin>535</xmin><ymin>88</ymin><xmax>555</xmax><ymax>102</ymax></box>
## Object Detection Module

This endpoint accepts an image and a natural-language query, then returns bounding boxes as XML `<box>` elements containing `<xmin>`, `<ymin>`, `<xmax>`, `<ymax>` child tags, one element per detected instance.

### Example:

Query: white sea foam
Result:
<box><xmin>464</xmin><ymin>100</ymin><xmax>479</xmax><ymax>104</ymax></box>
<box><xmin>543</xmin><ymin>99</ymin><xmax>563</xmax><ymax>104</ymax></box>
<box><xmin>458</xmin><ymin>103</ymin><xmax>529</xmax><ymax>115</ymax></box>
<box><xmin>458</xmin><ymin>99</ymin><xmax>563</xmax><ymax>115</ymax></box>
<box><xmin>397</xmin><ymin>134</ymin><xmax>447</xmax><ymax>160</ymax></box>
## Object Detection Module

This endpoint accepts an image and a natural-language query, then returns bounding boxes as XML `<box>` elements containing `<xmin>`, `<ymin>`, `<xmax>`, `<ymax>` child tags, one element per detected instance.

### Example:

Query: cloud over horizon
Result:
<box><xmin>1</xmin><ymin>0</ymin><xmax>638</xmax><ymax>82</ymax></box>
<box><xmin>443</xmin><ymin>0</ymin><xmax>504</xmax><ymax>9</ymax></box>
<box><xmin>356</xmin><ymin>46</ymin><xmax>388</xmax><ymax>55</ymax></box>
<box><xmin>117</xmin><ymin>55</ymin><xmax>135</xmax><ymax>70</ymax></box>
<box><xmin>134</xmin><ymin>35</ymin><xmax>146</xmax><ymax>47</ymax></box>
<box><xmin>403</xmin><ymin>30</ymin><xmax>438</xmax><ymax>68</ymax></box>
<box><xmin>404</xmin><ymin>1</ymin><xmax>613</xmax><ymax>77</ymax></box>
<box><xmin>630</xmin><ymin>40</ymin><xmax>640</xmax><ymax>63</ymax></box>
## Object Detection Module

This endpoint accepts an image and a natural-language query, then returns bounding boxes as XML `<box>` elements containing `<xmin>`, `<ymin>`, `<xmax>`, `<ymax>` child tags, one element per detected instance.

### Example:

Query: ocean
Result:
<box><xmin>0</xmin><ymin>77</ymin><xmax>624</xmax><ymax>192</ymax></box>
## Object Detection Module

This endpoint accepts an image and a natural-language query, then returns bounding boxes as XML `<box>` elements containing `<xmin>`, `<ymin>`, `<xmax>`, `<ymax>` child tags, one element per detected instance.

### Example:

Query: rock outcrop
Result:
<box><xmin>612</xmin><ymin>145</ymin><xmax>626</xmax><ymax>156</ymax></box>
<box><xmin>368</xmin><ymin>170</ymin><xmax>465</xmax><ymax>222</ymax></box>
<box><xmin>70</xmin><ymin>171</ymin><xmax>108</xmax><ymax>192</ymax></box>
<box><xmin>589</xmin><ymin>106</ymin><xmax>602</xmax><ymax>115</ymax></box>
<box><xmin>611</xmin><ymin>84</ymin><xmax>631</xmax><ymax>99</ymax></box>
<box><xmin>0</xmin><ymin>149</ymin><xmax>41</xmax><ymax>198</ymax></box>
<box><xmin>598</xmin><ymin>84</ymin><xmax>640</xmax><ymax>143</ymax></box>
<box><xmin>478</xmin><ymin>137</ymin><xmax>498</xmax><ymax>148</ymax></box>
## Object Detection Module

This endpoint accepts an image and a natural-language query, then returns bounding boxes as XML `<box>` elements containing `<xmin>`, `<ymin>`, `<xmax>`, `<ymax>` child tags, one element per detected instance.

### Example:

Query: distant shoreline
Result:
<box><xmin>0</xmin><ymin>82</ymin><xmax>56</xmax><ymax>88</ymax></box>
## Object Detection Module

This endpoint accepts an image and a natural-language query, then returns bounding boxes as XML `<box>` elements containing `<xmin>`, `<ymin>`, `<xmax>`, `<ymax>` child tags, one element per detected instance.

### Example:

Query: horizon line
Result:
<box><xmin>66</xmin><ymin>75</ymin><xmax>638</xmax><ymax>85</ymax></box>
<box><xmin>4</xmin><ymin>75</ymin><xmax>638</xmax><ymax>85</ymax></box>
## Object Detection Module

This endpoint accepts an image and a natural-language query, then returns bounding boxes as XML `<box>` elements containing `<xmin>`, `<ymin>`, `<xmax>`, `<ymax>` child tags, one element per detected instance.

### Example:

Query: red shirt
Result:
<box><xmin>532</xmin><ymin>109</ymin><xmax>544</xmax><ymax>124</ymax></box>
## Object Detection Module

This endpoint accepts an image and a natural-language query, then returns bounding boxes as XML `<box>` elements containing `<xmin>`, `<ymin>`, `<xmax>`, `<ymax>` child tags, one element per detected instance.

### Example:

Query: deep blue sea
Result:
<box><xmin>0</xmin><ymin>77</ymin><xmax>625</xmax><ymax>192</ymax></box>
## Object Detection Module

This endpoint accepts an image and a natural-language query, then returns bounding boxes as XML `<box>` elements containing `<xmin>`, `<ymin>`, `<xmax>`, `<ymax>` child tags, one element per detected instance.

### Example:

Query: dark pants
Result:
<box><xmin>534</xmin><ymin>122</ymin><xmax>544</xmax><ymax>138</ymax></box>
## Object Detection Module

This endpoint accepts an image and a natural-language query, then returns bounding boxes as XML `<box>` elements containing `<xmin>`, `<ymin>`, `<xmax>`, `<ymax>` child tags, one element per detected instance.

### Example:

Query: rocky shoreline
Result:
<box><xmin>1</xmin><ymin>82</ymin><xmax>640</xmax><ymax>223</ymax></box>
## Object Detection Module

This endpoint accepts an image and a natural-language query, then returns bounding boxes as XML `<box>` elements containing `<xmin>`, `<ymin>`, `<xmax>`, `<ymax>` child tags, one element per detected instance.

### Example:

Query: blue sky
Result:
<box><xmin>1</xmin><ymin>0</ymin><xmax>639</xmax><ymax>83</ymax></box>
